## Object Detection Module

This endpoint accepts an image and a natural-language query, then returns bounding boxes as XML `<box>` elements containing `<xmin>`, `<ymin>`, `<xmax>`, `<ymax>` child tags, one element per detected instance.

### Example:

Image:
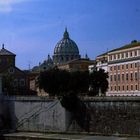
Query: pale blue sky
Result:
<box><xmin>0</xmin><ymin>0</ymin><xmax>140</xmax><ymax>69</ymax></box>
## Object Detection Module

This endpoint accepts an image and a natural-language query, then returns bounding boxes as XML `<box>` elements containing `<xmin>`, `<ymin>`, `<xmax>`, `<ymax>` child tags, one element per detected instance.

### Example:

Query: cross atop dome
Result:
<box><xmin>63</xmin><ymin>27</ymin><xmax>69</xmax><ymax>39</ymax></box>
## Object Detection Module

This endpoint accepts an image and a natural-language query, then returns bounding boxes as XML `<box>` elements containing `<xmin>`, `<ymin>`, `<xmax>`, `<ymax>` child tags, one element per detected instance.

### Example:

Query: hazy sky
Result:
<box><xmin>0</xmin><ymin>0</ymin><xmax>140</xmax><ymax>69</ymax></box>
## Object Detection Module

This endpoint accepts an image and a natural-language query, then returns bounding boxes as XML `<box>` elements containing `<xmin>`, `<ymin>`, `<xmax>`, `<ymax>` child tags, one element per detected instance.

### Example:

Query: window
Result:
<box><xmin>122</xmin><ymin>65</ymin><xmax>124</xmax><ymax>69</ymax></box>
<box><xmin>126</xmin><ymin>52</ymin><xmax>128</xmax><ymax>58</ymax></box>
<box><xmin>131</xmin><ymin>85</ymin><xmax>133</xmax><ymax>90</ymax></box>
<box><xmin>130</xmin><ymin>63</ymin><xmax>133</xmax><ymax>68</ymax></box>
<box><xmin>110</xmin><ymin>66</ymin><xmax>112</xmax><ymax>71</ymax></box>
<box><xmin>139</xmin><ymin>50</ymin><xmax>140</xmax><ymax>55</ymax></box>
<box><xmin>135</xmin><ymin>63</ymin><xmax>137</xmax><ymax>68</ymax></box>
<box><xmin>7</xmin><ymin>58</ymin><xmax>9</xmax><ymax>62</ymax></box>
<box><xmin>117</xmin><ymin>54</ymin><xmax>120</xmax><ymax>59</ymax></box>
<box><xmin>118</xmin><ymin>65</ymin><xmax>120</xmax><ymax>70</ymax></box>
<box><xmin>114</xmin><ymin>54</ymin><xmax>116</xmax><ymax>60</ymax></box>
<box><xmin>8</xmin><ymin>67</ymin><xmax>15</xmax><ymax>74</ymax></box>
<box><xmin>127</xmin><ymin>85</ymin><xmax>129</xmax><ymax>90</ymax></box>
<box><xmin>2</xmin><ymin>58</ymin><xmax>7</xmax><ymax>64</ymax></box>
<box><xmin>130</xmin><ymin>51</ymin><xmax>133</xmax><ymax>57</ymax></box>
<box><xmin>110</xmin><ymin>75</ymin><xmax>112</xmax><ymax>81</ymax></box>
<box><xmin>122</xmin><ymin>74</ymin><xmax>124</xmax><ymax>81</ymax></box>
<box><xmin>122</xmin><ymin>86</ymin><xmax>124</xmax><ymax>91</ymax></box>
<box><xmin>118</xmin><ymin>74</ymin><xmax>120</xmax><ymax>81</ymax></box>
<box><xmin>121</xmin><ymin>53</ymin><xmax>124</xmax><ymax>58</ymax></box>
<box><xmin>114</xmin><ymin>66</ymin><xmax>116</xmax><ymax>70</ymax></box>
<box><xmin>110</xmin><ymin>55</ymin><xmax>112</xmax><ymax>61</ymax></box>
<box><xmin>126</xmin><ymin>64</ymin><xmax>128</xmax><ymax>69</ymax></box>
<box><xmin>135</xmin><ymin>72</ymin><xmax>138</xmax><ymax>80</ymax></box>
<box><xmin>135</xmin><ymin>51</ymin><xmax>137</xmax><ymax>56</ymax></box>
<box><xmin>20</xmin><ymin>79</ymin><xmax>25</xmax><ymax>86</ymax></box>
<box><xmin>118</xmin><ymin>86</ymin><xmax>120</xmax><ymax>91</ymax></box>
<box><xmin>136</xmin><ymin>85</ymin><xmax>138</xmax><ymax>90</ymax></box>
<box><xmin>126</xmin><ymin>73</ymin><xmax>128</xmax><ymax>81</ymax></box>
<box><xmin>130</xmin><ymin>73</ymin><xmax>133</xmax><ymax>80</ymax></box>
<box><xmin>13</xmin><ymin>79</ymin><xmax>18</xmax><ymax>87</ymax></box>
<box><xmin>114</xmin><ymin>75</ymin><xmax>116</xmax><ymax>81</ymax></box>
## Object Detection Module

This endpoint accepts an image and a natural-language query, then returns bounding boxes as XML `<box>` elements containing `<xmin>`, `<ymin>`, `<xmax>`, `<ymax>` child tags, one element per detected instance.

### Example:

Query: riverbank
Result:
<box><xmin>1</xmin><ymin>96</ymin><xmax>140</xmax><ymax>136</ymax></box>
<box><xmin>2</xmin><ymin>132</ymin><xmax>140</xmax><ymax>140</ymax></box>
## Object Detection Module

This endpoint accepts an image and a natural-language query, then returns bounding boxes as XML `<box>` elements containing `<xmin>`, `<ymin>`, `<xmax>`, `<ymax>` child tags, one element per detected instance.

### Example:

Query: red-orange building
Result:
<box><xmin>96</xmin><ymin>40</ymin><xmax>140</xmax><ymax>96</ymax></box>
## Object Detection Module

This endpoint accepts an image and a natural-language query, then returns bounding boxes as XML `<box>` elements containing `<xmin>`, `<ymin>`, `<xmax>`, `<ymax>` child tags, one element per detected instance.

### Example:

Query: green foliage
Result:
<box><xmin>89</xmin><ymin>68</ymin><xmax>108</xmax><ymax>96</ymax></box>
<box><xmin>2</xmin><ymin>74</ymin><xmax>15</xmax><ymax>95</ymax></box>
<box><xmin>38</xmin><ymin>67</ymin><xmax>108</xmax><ymax>111</ymax></box>
<box><xmin>38</xmin><ymin>68</ymin><xmax>89</xmax><ymax>96</ymax></box>
<box><xmin>131</xmin><ymin>40</ymin><xmax>137</xmax><ymax>43</ymax></box>
<box><xmin>39</xmin><ymin>67</ymin><xmax>70</xmax><ymax>96</ymax></box>
<box><xmin>68</xmin><ymin>71</ymin><xmax>89</xmax><ymax>94</ymax></box>
<box><xmin>39</xmin><ymin>67</ymin><xmax>108</xmax><ymax>97</ymax></box>
<box><xmin>60</xmin><ymin>92</ymin><xmax>79</xmax><ymax>112</ymax></box>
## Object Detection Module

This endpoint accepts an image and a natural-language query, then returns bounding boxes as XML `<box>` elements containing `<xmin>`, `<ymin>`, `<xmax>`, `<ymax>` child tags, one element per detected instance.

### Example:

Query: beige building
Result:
<box><xmin>96</xmin><ymin>52</ymin><xmax>108</xmax><ymax>72</ymax></box>
<box><xmin>96</xmin><ymin>40</ymin><xmax>140</xmax><ymax>96</ymax></box>
<box><xmin>58</xmin><ymin>58</ymin><xmax>95</xmax><ymax>72</ymax></box>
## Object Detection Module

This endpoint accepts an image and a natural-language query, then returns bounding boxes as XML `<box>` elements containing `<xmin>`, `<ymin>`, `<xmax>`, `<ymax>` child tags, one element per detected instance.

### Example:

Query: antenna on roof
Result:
<box><xmin>85</xmin><ymin>53</ymin><xmax>89</xmax><ymax>59</ymax></box>
<box><xmin>107</xmin><ymin>48</ymin><xmax>108</xmax><ymax>53</ymax></box>
<box><xmin>28</xmin><ymin>61</ymin><xmax>31</xmax><ymax>71</ymax></box>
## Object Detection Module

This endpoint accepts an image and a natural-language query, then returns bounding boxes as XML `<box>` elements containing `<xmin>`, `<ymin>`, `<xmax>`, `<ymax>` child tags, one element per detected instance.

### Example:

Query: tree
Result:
<box><xmin>89</xmin><ymin>68</ymin><xmax>108</xmax><ymax>96</ymax></box>
<box><xmin>38</xmin><ymin>68</ymin><xmax>89</xmax><ymax>96</ymax></box>
<box><xmin>38</xmin><ymin>67</ymin><xmax>70</xmax><ymax>96</ymax></box>
<box><xmin>38</xmin><ymin>68</ymin><xmax>90</xmax><ymax>111</ymax></box>
<box><xmin>2</xmin><ymin>74</ymin><xmax>15</xmax><ymax>95</ymax></box>
<box><xmin>39</xmin><ymin>68</ymin><xmax>108</xmax><ymax>97</ymax></box>
<box><xmin>68</xmin><ymin>71</ymin><xmax>89</xmax><ymax>95</ymax></box>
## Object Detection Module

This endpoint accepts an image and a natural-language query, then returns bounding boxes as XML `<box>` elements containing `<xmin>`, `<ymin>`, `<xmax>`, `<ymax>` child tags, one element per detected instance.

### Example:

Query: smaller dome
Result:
<box><xmin>32</xmin><ymin>55</ymin><xmax>53</xmax><ymax>72</ymax></box>
<box><xmin>40</xmin><ymin>54</ymin><xmax>53</xmax><ymax>70</ymax></box>
<box><xmin>46</xmin><ymin>54</ymin><xmax>53</xmax><ymax>65</ymax></box>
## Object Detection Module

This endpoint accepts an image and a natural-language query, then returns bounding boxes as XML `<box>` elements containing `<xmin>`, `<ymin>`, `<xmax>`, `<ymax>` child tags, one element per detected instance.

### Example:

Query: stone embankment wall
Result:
<box><xmin>82</xmin><ymin>97</ymin><xmax>140</xmax><ymax>135</ymax></box>
<box><xmin>1</xmin><ymin>96</ymin><xmax>140</xmax><ymax>136</ymax></box>
<box><xmin>3</xmin><ymin>96</ymin><xmax>71</xmax><ymax>132</ymax></box>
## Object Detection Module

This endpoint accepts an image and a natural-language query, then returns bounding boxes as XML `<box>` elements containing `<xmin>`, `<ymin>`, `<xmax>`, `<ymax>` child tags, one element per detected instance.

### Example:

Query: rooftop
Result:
<box><xmin>97</xmin><ymin>40</ymin><xmax>140</xmax><ymax>58</ymax></box>
<box><xmin>109</xmin><ymin>40</ymin><xmax>140</xmax><ymax>53</ymax></box>
<box><xmin>0</xmin><ymin>44</ymin><xmax>16</xmax><ymax>56</ymax></box>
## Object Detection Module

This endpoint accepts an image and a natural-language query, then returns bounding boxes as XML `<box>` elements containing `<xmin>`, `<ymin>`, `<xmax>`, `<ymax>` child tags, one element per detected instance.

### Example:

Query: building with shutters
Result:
<box><xmin>96</xmin><ymin>40</ymin><xmax>140</xmax><ymax>96</ymax></box>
